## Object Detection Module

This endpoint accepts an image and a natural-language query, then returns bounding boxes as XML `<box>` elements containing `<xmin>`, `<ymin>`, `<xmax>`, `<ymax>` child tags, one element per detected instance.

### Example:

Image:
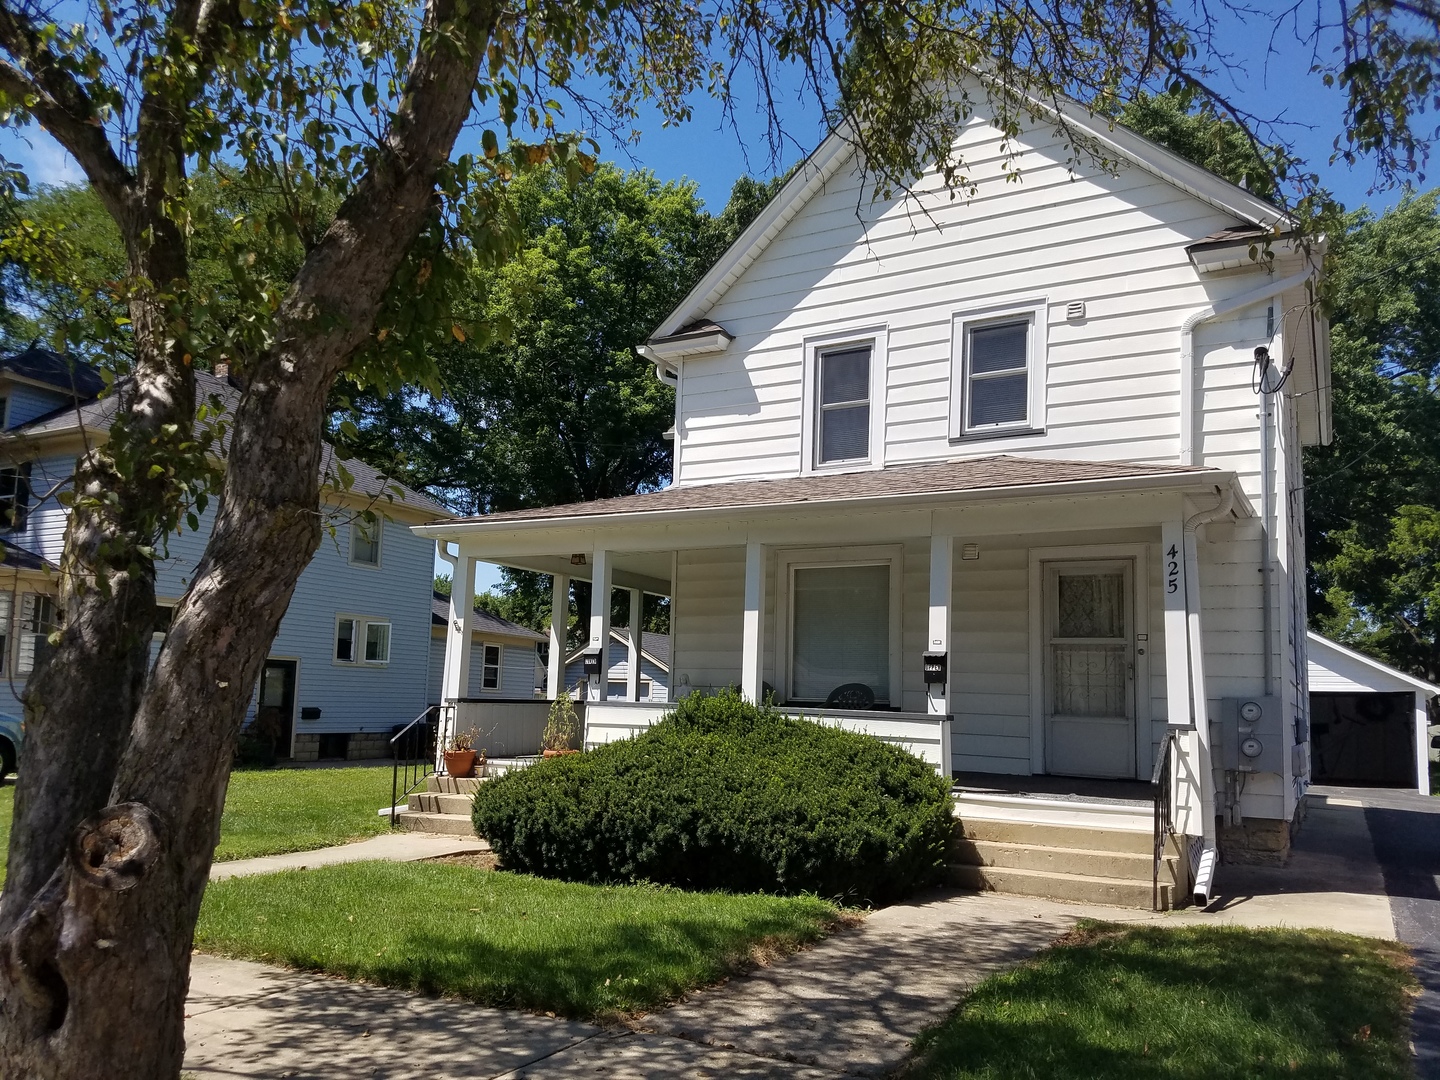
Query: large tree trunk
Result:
<box><xmin>0</xmin><ymin>3</ymin><xmax>490</xmax><ymax>1074</ymax></box>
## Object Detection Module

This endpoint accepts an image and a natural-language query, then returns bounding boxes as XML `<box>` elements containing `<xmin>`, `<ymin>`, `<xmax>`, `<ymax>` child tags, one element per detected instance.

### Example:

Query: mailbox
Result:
<box><xmin>300</xmin><ymin>706</ymin><xmax>321</xmax><ymax>721</ymax></box>
<box><xmin>922</xmin><ymin>652</ymin><xmax>947</xmax><ymax>686</ymax></box>
<box><xmin>582</xmin><ymin>649</ymin><xmax>602</xmax><ymax>677</ymax></box>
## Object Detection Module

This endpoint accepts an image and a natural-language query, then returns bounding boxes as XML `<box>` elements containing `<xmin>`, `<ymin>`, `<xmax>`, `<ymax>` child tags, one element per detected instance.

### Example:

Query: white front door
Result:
<box><xmin>1044</xmin><ymin>561</ymin><xmax>1136</xmax><ymax>779</ymax></box>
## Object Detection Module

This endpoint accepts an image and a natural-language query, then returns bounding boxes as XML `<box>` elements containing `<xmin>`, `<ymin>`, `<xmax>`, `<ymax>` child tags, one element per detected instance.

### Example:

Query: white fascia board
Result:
<box><xmin>642</xmin><ymin>331</ymin><xmax>733</xmax><ymax>361</ymax></box>
<box><xmin>650</xmin><ymin>124</ymin><xmax>858</xmax><ymax>341</ymax></box>
<box><xmin>413</xmin><ymin>469</ymin><xmax>1250</xmax><ymax>541</ymax></box>
<box><xmin>1308</xmin><ymin>632</ymin><xmax>1440</xmax><ymax>698</ymax></box>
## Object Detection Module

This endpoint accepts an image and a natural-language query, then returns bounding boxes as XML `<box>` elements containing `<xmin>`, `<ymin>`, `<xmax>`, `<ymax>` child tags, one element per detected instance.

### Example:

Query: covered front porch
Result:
<box><xmin>415</xmin><ymin>456</ymin><xmax>1253</xmax><ymax>906</ymax></box>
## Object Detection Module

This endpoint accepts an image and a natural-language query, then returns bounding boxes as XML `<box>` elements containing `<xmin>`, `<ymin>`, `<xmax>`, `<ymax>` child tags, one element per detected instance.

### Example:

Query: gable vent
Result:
<box><xmin>1065</xmin><ymin>301</ymin><xmax>1087</xmax><ymax>322</ymax></box>
<box><xmin>960</xmin><ymin>543</ymin><xmax>980</xmax><ymax>561</ymax></box>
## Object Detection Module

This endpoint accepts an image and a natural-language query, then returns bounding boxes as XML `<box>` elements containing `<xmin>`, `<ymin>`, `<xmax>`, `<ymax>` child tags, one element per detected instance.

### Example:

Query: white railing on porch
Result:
<box><xmin>583</xmin><ymin>700</ymin><xmax>952</xmax><ymax>775</ymax></box>
<box><xmin>439</xmin><ymin>698</ymin><xmax>586</xmax><ymax>764</ymax></box>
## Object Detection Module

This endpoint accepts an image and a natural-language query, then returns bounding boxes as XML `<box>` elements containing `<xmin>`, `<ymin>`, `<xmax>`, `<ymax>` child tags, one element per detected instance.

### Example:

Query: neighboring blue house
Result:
<box><xmin>564</xmin><ymin>628</ymin><xmax>670</xmax><ymax>702</ymax></box>
<box><xmin>0</xmin><ymin>348</ymin><xmax>449</xmax><ymax>761</ymax></box>
<box><xmin>427</xmin><ymin>591</ymin><xmax>546</xmax><ymax>704</ymax></box>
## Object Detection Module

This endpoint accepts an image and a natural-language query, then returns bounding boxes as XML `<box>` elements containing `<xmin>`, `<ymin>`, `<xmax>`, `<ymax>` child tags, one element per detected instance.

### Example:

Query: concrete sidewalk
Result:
<box><xmin>209</xmin><ymin>832</ymin><xmax>490</xmax><ymax>880</ymax></box>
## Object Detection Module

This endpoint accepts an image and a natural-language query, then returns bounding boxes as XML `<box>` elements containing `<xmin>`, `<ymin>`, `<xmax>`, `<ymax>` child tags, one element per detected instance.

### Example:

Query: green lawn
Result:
<box><xmin>906</xmin><ymin>922</ymin><xmax>1417</xmax><ymax>1080</ymax></box>
<box><xmin>0</xmin><ymin>766</ymin><xmax>395</xmax><ymax>884</ymax></box>
<box><xmin>196</xmin><ymin>860</ymin><xmax>844</xmax><ymax>1018</ymax></box>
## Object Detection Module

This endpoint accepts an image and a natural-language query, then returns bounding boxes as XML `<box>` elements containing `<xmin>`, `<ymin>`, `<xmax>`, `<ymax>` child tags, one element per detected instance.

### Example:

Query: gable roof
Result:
<box><xmin>430</xmin><ymin>591</ymin><xmax>548</xmax><ymax>643</ymax></box>
<box><xmin>565</xmin><ymin>627</ymin><xmax>670</xmax><ymax>671</ymax></box>
<box><xmin>1</xmin><ymin>539</ymin><xmax>56</xmax><ymax>573</ymax></box>
<box><xmin>649</xmin><ymin>97</ymin><xmax>1293</xmax><ymax>344</ymax></box>
<box><xmin>1308</xmin><ymin>632</ymin><xmax>1440</xmax><ymax>699</ymax></box>
<box><xmin>9</xmin><ymin>367</ymin><xmax>449</xmax><ymax>518</ymax></box>
<box><xmin>0</xmin><ymin>346</ymin><xmax>107</xmax><ymax>399</ymax></box>
<box><xmin>424</xmin><ymin>455</ymin><xmax>1234</xmax><ymax>529</ymax></box>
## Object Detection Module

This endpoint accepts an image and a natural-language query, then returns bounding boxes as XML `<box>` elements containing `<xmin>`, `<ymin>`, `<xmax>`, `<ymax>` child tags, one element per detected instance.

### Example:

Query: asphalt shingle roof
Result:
<box><xmin>430</xmin><ymin>591</ymin><xmax>547</xmax><ymax>642</ymax></box>
<box><xmin>0</xmin><ymin>346</ymin><xmax>106</xmax><ymax>399</ymax></box>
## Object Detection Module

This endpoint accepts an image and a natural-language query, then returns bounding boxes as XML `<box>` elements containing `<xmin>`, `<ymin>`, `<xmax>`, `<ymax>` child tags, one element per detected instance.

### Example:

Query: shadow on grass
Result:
<box><xmin>906</xmin><ymin>923</ymin><xmax>1416</xmax><ymax>1080</ymax></box>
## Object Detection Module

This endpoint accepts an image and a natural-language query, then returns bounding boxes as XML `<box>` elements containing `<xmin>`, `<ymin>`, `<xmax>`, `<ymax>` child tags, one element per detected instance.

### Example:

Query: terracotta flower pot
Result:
<box><xmin>444</xmin><ymin>749</ymin><xmax>477</xmax><ymax>777</ymax></box>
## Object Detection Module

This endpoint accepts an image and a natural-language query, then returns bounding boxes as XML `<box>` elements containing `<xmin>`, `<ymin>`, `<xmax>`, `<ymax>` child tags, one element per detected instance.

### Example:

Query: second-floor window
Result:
<box><xmin>815</xmin><ymin>344</ymin><xmax>872</xmax><ymax>466</ymax></box>
<box><xmin>0</xmin><ymin>465</ymin><xmax>31</xmax><ymax>530</ymax></box>
<box><xmin>349</xmin><ymin>513</ymin><xmax>381</xmax><ymax>567</ymax></box>
<box><xmin>950</xmin><ymin>303</ymin><xmax>1046</xmax><ymax>438</ymax></box>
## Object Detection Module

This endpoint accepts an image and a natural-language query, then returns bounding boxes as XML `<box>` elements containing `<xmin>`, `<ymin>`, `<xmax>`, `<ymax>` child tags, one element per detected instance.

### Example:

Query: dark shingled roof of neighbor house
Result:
<box><xmin>430</xmin><ymin>591</ymin><xmax>548</xmax><ymax>642</ymax></box>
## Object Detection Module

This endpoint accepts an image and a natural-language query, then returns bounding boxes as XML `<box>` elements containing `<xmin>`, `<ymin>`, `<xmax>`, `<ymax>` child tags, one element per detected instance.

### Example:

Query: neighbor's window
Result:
<box><xmin>815</xmin><ymin>344</ymin><xmax>872</xmax><ymax>465</ymax></box>
<box><xmin>0</xmin><ymin>590</ymin><xmax>12</xmax><ymax>675</ymax></box>
<box><xmin>790</xmin><ymin>563</ymin><xmax>890</xmax><ymax>703</ymax></box>
<box><xmin>481</xmin><ymin>643</ymin><xmax>501</xmax><ymax>690</ymax></box>
<box><xmin>0</xmin><ymin>465</ymin><xmax>30</xmax><ymax>530</ymax></box>
<box><xmin>950</xmin><ymin>306</ymin><xmax>1044</xmax><ymax>437</ymax></box>
<box><xmin>335</xmin><ymin>615</ymin><xmax>390</xmax><ymax>665</ymax></box>
<box><xmin>16</xmin><ymin>592</ymin><xmax>57</xmax><ymax>675</ymax></box>
<box><xmin>349</xmin><ymin>512</ymin><xmax>381</xmax><ymax>567</ymax></box>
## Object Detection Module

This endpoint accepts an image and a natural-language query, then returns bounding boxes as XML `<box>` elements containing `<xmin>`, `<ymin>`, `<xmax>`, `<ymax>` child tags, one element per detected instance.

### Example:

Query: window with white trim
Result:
<box><xmin>17</xmin><ymin>592</ymin><xmax>57</xmax><ymax>675</ymax></box>
<box><xmin>481</xmin><ymin>643</ymin><xmax>501</xmax><ymax>690</ymax></box>
<box><xmin>950</xmin><ymin>303</ymin><xmax>1046</xmax><ymax>438</ymax></box>
<box><xmin>0</xmin><ymin>465</ymin><xmax>31</xmax><ymax>530</ymax></box>
<box><xmin>349</xmin><ymin>512</ymin><xmax>381</xmax><ymax>567</ymax></box>
<box><xmin>335</xmin><ymin>614</ymin><xmax>390</xmax><ymax>665</ymax></box>
<box><xmin>790</xmin><ymin>563</ymin><xmax>891</xmax><ymax>704</ymax></box>
<box><xmin>814</xmin><ymin>343</ymin><xmax>872</xmax><ymax>466</ymax></box>
<box><xmin>0</xmin><ymin>590</ymin><xmax>12</xmax><ymax>676</ymax></box>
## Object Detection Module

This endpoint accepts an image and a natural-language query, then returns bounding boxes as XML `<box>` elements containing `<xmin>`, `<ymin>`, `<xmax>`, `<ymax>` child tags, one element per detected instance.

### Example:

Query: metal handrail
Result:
<box><xmin>1151</xmin><ymin>728</ymin><xmax>1179</xmax><ymax>910</ymax></box>
<box><xmin>389</xmin><ymin>704</ymin><xmax>440</xmax><ymax>829</ymax></box>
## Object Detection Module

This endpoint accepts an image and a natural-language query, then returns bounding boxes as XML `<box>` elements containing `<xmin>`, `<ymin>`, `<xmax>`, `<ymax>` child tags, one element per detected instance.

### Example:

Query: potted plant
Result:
<box><xmin>541</xmin><ymin>691</ymin><xmax>581</xmax><ymax>758</ymax></box>
<box><xmin>443</xmin><ymin>728</ymin><xmax>480</xmax><ymax>777</ymax></box>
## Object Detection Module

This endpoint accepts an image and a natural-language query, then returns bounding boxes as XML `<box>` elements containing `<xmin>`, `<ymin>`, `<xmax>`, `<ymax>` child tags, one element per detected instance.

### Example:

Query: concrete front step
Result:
<box><xmin>408</xmin><ymin>791</ymin><xmax>475</xmax><ymax>815</ymax></box>
<box><xmin>949</xmin><ymin>862</ymin><xmax>1174</xmax><ymax>910</ymax></box>
<box><xmin>392</xmin><ymin>810</ymin><xmax>479</xmax><ymax>837</ymax></box>
<box><xmin>954</xmin><ymin>838</ymin><xmax>1179</xmax><ymax>883</ymax></box>
<box><xmin>956</xmin><ymin>817</ymin><xmax>1155</xmax><ymax>855</ymax></box>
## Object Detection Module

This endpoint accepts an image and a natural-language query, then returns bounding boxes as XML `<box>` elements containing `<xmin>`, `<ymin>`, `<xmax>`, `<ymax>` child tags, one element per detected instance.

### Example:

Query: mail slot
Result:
<box><xmin>582</xmin><ymin>649</ymin><xmax>602</xmax><ymax>677</ymax></box>
<box><xmin>922</xmin><ymin>652</ymin><xmax>947</xmax><ymax>686</ymax></box>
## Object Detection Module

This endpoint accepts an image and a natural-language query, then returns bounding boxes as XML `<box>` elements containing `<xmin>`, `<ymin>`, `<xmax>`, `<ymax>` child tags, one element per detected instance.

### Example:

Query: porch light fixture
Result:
<box><xmin>570</xmin><ymin>553</ymin><xmax>587</xmax><ymax>565</ymax></box>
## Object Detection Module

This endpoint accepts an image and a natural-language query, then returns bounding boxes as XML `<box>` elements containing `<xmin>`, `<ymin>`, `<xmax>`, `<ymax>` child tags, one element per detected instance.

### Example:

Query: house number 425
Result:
<box><xmin>1166</xmin><ymin>545</ymin><xmax>1181</xmax><ymax>595</ymax></box>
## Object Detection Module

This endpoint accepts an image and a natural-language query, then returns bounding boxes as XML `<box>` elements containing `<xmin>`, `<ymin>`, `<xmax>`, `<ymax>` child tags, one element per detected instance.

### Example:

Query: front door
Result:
<box><xmin>259</xmin><ymin>659</ymin><xmax>298</xmax><ymax>759</ymax></box>
<box><xmin>1044</xmin><ymin>561</ymin><xmax>1136</xmax><ymax>778</ymax></box>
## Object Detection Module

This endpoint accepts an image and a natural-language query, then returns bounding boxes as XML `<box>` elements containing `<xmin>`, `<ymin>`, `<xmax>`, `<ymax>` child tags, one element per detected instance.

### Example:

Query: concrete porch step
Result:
<box><xmin>408</xmin><ymin>791</ymin><xmax>475</xmax><ymax>815</ymax></box>
<box><xmin>392</xmin><ymin>810</ymin><xmax>479</xmax><ymax>838</ymax></box>
<box><xmin>949</xmin><ymin>862</ymin><xmax>1174</xmax><ymax>910</ymax></box>
<box><xmin>956</xmin><ymin>817</ymin><xmax>1156</xmax><ymax>855</ymax></box>
<box><xmin>953</xmin><ymin>790</ymin><xmax>1152</xmax><ymax>832</ymax></box>
<box><xmin>954</xmin><ymin>838</ymin><xmax>1178</xmax><ymax>882</ymax></box>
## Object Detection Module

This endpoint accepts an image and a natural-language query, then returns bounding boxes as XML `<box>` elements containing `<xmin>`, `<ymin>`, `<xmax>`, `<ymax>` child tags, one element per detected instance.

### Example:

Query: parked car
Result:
<box><xmin>0</xmin><ymin>711</ymin><xmax>19</xmax><ymax>783</ymax></box>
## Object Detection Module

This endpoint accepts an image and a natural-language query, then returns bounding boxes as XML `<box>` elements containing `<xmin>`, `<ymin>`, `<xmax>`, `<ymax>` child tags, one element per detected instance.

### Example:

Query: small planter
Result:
<box><xmin>444</xmin><ymin>749</ymin><xmax>477</xmax><ymax>777</ymax></box>
<box><xmin>542</xmin><ymin>748</ymin><xmax>581</xmax><ymax>758</ymax></box>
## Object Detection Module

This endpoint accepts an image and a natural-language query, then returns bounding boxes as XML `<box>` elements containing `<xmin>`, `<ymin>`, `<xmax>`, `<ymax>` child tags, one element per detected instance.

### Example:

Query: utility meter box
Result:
<box><xmin>1220</xmin><ymin>696</ymin><xmax>1284</xmax><ymax>773</ymax></box>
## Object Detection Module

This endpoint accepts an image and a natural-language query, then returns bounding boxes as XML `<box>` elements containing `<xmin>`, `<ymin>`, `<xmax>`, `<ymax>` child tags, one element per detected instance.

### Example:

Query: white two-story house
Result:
<box><xmin>416</xmin><ymin>97</ymin><xmax>1330</xmax><ymax>907</ymax></box>
<box><xmin>0</xmin><ymin>349</ymin><xmax>456</xmax><ymax>762</ymax></box>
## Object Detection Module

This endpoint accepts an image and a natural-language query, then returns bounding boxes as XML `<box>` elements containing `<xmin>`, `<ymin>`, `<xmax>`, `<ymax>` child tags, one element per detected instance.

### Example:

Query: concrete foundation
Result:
<box><xmin>1218</xmin><ymin>802</ymin><xmax>1304</xmax><ymax>865</ymax></box>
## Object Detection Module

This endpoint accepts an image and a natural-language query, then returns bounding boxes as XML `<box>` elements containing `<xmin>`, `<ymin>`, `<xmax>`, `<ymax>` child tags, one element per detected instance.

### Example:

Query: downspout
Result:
<box><xmin>1183</xmin><ymin>486</ymin><xmax>1235</xmax><ymax>907</ymax></box>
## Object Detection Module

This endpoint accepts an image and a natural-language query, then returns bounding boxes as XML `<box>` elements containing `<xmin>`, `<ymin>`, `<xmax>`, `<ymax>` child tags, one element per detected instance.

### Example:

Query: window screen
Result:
<box><xmin>17</xmin><ymin>592</ymin><xmax>57</xmax><ymax>675</ymax></box>
<box><xmin>350</xmin><ymin>513</ymin><xmax>381</xmax><ymax>565</ymax></box>
<box><xmin>482</xmin><ymin>643</ymin><xmax>501</xmax><ymax>689</ymax></box>
<box><xmin>817</xmin><ymin>345</ymin><xmax>871</xmax><ymax>464</ymax></box>
<box><xmin>966</xmin><ymin>321</ymin><xmax>1029</xmax><ymax>428</ymax></box>
<box><xmin>364</xmin><ymin>621</ymin><xmax>390</xmax><ymax>663</ymax></box>
<box><xmin>335</xmin><ymin>617</ymin><xmax>356</xmax><ymax>662</ymax></box>
<box><xmin>791</xmin><ymin>563</ymin><xmax>889</xmax><ymax>702</ymax></box>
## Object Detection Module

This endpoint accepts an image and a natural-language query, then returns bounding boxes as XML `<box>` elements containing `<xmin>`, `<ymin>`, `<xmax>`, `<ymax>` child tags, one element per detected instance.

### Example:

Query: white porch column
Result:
<box><xmin>1417</xmin><ymin>693</ymin><xmax>1431</xmax><ymax>797</ymax></box>
<box><xmin>440</xmin><ymin>552</ymin><xmax>477</xmax><ymax>764</ymax></box>
<box><xmin>588</xmin><ymin>549</ymin><xmax>612</xmax><ymax>701</ymax></box>
<box><xmin>1182</xmin><ymin>524</ymin><xmax>1218</xmax><ymax>838</ymax></box>
<box><xmin>547</xmin><ymin>573</ymin><xmax>569</xmax><ymax>700</ymax></box>
<box><xmin>626</xmin><ymin>588</ymin><xmax>643</xmax><ymax>701</ymax></box>
<box><xmin>927</xmin><ymin>534</ymin><xmax>952</xmax><ymax>712</ymax></box>
<box><xmin>1160</xmin><ymin>522</ymin><xmax>1192</xmax><ymax>731</ymax></box>
<box><xmin>741</xmin><ymin>541</ymin><xmax>766</xmax><ymax>703</ymax></box>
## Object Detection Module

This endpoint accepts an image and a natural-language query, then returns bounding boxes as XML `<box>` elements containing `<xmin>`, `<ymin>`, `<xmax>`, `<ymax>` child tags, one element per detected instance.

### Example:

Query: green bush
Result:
<box><xmin>472</xmin><ymin>690</ymin><xmax>954</xmax><ymax>904</ymax></box>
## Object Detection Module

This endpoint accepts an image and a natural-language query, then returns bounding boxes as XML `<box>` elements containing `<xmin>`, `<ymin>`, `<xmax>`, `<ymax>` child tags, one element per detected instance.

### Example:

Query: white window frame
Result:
<box><xmin>334</xmin><ymin>613</ymin><xmax>391</xmax><ymax>667</ymax></box>
<box><xmin>480</xmin><ymin>642</ymin><xmax>502</xmax><ymax>691</ymax></box>
<box><xmin>348</xmin><ymin>512</ymin><xmax>383</xmax><ymax>568</ymax></box>
<box><xmin>16</xmin><ymin>591</ymin><xmax>57</xmax><ymax>676</ymax></box>
<box><xmin>949</xmin><ymin>299</ymin><xmax>1048</xmax><ymax>440</ymax></box>
<box><xmin>772</xmin><ymin>545</ymin><xmax>903</xmax><ymax>707</ymax></box>
<box><xmin>0</xmin><ymin>589</ymin><xmax>12</xmax><ymax>677</ymax></box>
<box><xmin>800</xmin><ymin>325</ymin><xmax>888</xmax><ymax>474</ymax></box>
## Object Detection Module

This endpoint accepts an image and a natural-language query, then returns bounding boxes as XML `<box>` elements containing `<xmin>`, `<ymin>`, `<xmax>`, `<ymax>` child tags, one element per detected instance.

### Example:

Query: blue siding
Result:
<box><xmin>427</xmin><ymin>632</ymin><xmax>544</xmax><ymax>703</ymax></box>
<box><xmin>9</xmin><ymin>452</ymin><xmax>76</xmax><ymax>563</ymax></box>
<box><xmin>564</xmin><ymin>637</ymin><xmax>669</xmax><ymax>701</ymax></box>
<box><xmin>5</xmin><ymin>384</ymin><xmax>70</xmax><ymax>428</ymax></box>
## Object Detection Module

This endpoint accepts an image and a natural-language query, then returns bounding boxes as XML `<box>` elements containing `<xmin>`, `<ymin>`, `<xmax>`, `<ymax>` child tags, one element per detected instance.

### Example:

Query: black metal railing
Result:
<box><xmin>1151</xmin><ymin>728</ymin><xmax>1180</xmax><ymax>910</ymax></box>
<box><xmin>390</xmin><ymin>704</ymin><xmax>440</xmax><ymax>829</ymax></box>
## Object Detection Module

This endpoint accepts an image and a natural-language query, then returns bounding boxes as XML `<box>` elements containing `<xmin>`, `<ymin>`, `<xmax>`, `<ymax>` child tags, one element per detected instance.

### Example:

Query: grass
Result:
<box><xmin>904</xmin><ymin>921</ymin><xmax>1418</xmax><ymax>1080</ymax></box>
<box><xmin>196</xmin><ymin>859</ymin><xmax>846</xmax><ymax>1018</ymax></box>
<box><xmin>0</xmin><ymin>766</ymin><xmax>394</xmax><ymax>882</ymax></box>
<box><xmin>212</xmin><ymin>766</ymin><xmax>394</xmax><ymax>862</ymax></box>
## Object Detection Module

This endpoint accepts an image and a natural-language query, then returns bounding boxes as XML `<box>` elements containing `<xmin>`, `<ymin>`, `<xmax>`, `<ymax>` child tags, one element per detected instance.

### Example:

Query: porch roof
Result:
<box><xmin>419</xmin><ymin>455</ymin><xmax>1235</xmax><ymax>532</ymax></box>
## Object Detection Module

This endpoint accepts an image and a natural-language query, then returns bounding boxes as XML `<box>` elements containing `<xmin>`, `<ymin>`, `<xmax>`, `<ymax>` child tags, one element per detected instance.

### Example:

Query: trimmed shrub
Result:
<box><xmin>472</xmin><ymin>690</ymin><xmax>954</xmax><ymax>904</ymax></box>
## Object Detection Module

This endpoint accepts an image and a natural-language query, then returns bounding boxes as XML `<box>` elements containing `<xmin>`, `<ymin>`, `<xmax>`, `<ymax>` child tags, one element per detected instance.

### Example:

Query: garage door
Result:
<box><xmin>1311</xmin><ymin>691</ymin><xmax>1416</xmax><ymax>787</ymax></box>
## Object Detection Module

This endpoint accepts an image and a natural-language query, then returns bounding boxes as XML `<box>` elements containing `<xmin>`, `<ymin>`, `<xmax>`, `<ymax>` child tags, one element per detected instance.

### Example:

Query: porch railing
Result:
<box><xmin>389</xmin><ymin>704</ymin><xmax>438</xmax><ymax>828</ymax></box>
<box><xmin>1151</xmin><ymin>727</ymin><xmax>1180</xmax><ymax>910</ymax></box>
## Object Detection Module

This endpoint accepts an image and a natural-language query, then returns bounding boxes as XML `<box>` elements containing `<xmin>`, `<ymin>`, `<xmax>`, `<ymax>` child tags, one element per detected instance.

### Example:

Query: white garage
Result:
<box><xmin>1307</xmin><ymin>632</ymin><xmax>1439</xmax><ymax>796</ymax></box>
